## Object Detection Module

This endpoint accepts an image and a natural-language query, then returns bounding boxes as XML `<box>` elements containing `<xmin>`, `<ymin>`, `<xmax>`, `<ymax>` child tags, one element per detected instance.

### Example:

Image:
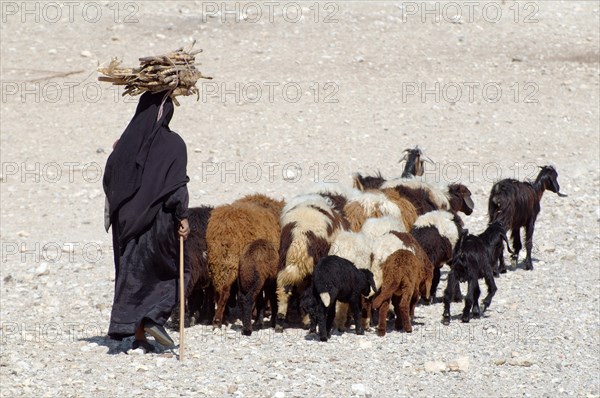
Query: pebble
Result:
<box><xmin>35</xmin><ymin>263</ymin><xmax>49</xmax><ymax>276</ymax></box>
<box><xmin>80</xmin><ymin>50</ymin><xmax>93</xmax><ymax>58</ymax></box>
<box><xmin>351</xmin><ymin>383</ymin><xmax>370</xmax><ymax>397</ymax></box>
<box><xmin>508</xmin><ymin>359</ymin><xmax>535</xmax><ymax>367</ymax></box>
<box><xmin>447</xmin><ymin>357</ymin><xmax>470</xmax><ymax>372</ymax></box>
<box><xmin>424</xmin><ymin>361</ymin><xmax>446</xmax><ymax>373</ymax></box>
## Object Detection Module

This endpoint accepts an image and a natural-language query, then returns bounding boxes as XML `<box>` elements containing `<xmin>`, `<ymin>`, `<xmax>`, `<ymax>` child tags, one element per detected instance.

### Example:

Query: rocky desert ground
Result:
<box><xmin>1</xmin><ymin>1</ymin><xmax>599</xmax><ymax>397</ymax></box>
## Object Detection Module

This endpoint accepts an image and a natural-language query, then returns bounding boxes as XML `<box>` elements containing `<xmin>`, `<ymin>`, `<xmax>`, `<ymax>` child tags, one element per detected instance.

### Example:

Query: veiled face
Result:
<box><xmin>161</xmin><ymin>96</ymin><xmax>174</xmax><ymax>126</ymax></box>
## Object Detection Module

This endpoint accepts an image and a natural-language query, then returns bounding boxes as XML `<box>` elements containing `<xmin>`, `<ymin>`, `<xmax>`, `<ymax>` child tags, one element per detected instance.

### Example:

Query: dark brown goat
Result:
<box><xmin>171</xmin><ymin>205</ymin><xmax>214</xmax><ymax>329</ymax></box>
<box><xmin>488</xmin><ymin>165</ymin><xmax>565</xmax><ymax>271</ymax></box>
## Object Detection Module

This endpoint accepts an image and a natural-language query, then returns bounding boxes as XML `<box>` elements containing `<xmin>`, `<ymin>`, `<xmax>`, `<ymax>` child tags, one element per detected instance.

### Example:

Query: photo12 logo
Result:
<box><xmin>200</xmin><ymin>1</ymin><xmax>340</xmax><ymax>24</ymax></box>
<box><xmin>401</xmin><ymin>81</ymin><xmax>539</xmax><ymax>104</ymax></box>
<box><xmin>1</xmin><ymin>1</ymin><xmax>139</xmax><ymax>24</ymax></box>
<box><xmin>398</xmin><ymin>1</ymin><xmax>540</xmax><ymax>24</ymax></box>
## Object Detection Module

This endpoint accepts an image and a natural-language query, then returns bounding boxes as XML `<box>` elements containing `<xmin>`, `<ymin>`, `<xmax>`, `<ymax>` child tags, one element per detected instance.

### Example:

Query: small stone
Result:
<box><xmin>274</xmin><ymin>392</ymin><xmax>285</xmax><ymax>398</ymax></box>
<box><xmin>128</xmin><ymin>348</ymin><xmax>145</xmax><ymax>356</ymax></box>
<box><xmin>447</xmin><ymin>357</ymin><xmax>469</xmax><ymax>372</ymax></box>
<box><xmin>494</xmin><ymin>359</ymin><xmax>506</xmax><ymax>365</ymax></box>
<box><xmin>508</xmin><ymin>359</ymin><xmax>535</xmax><ymax>367</ymax></box>
<box><xmin>35</xmin><ymin>262</ymin><xmax>49</xmax><ymax>276</ymax></box>
<box><xmin>227</xmin><ymin>385</ymin><xmax>238</xmax><ymax>394</ymax></box>
<box><xmin>80</xmin><ymin>50</ymin><xmax>93</xmax><ymax>58</ymax></box>
<box><xmin>424</xmin><ymin>361</ymin><xmax>446</xmax><ymax>373</ymax></box>
<box><xmin>17</xmin><ymin>230</ymin><xmax>30</xmax><ymax>237</ymax></box>
<box><xmin>156</xmin><ymin>33</ymin><xmax>166</xmax><ymax>39</ymax></box>
<box><xmin>351</xmin><ymin>383</ymin><xmax>369</xmax><ymax>396</ymax></box>
<box><xmin>48</xmin><ymin>49</ymin><xmax>57</xmax><ymax>55</ymax></box>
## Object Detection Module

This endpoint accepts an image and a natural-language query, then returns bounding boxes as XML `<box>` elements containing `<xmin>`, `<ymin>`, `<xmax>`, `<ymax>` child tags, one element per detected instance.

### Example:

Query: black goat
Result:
<box><xmin>488</xmin><ymin>165</ymin><xmax>565</xmax><ymax>271</ymax></box>
<box><xmin>399</xmin><ymin>146</ymin><xmax>433</xmax><ymax>178</ymax></box>
<box><xmin>442</xmin><ymin>222</ymin><xmax>512</xmax><ymax>325</ymax></box>
<box><xmin>310</xmin><ymin>255</ymin><xmax>376</xmax><ymax>341</ymax></box>
<box><xmin>170</xmin><ymin>206</ymin><xmax>214</xmax><ymax>329</ymax></box>
<box><xmin>352</xmin><ymin>146</ymin><xmax>432</xmax><ymax>191</ymax></box>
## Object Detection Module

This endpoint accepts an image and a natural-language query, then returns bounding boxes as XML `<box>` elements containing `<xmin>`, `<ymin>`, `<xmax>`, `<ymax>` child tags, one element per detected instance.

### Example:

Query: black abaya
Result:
<box><xmin>104</xmin><ymin>91</ymin><xmax>190</xmax><ymax>340</ymax></box>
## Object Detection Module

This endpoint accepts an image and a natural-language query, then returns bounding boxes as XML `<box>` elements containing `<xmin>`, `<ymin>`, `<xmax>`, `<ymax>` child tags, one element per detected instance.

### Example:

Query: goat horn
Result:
<box><xmin>422</xmin><ymin>154</ymin><xmax>435</xmax><ymax>164</ymax></box>
<box><xmin>398</xmin><ymin>153</ymin><xmax>409</xmax><ymax>163</ymax></box>
<box><xmin>557</xmin><ymin>192</ymin><xmax>568</xmax><ymax>197</ymax></box>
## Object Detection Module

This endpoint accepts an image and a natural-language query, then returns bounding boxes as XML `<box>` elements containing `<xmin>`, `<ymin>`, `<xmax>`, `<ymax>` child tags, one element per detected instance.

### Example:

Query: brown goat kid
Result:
<box><xmin>238</xmin><ymin>239</ymin><xmax>279</xmax><ymax>336</ymax></box>
<box><xmin>370</xmin><ymin>234</ymin><xmax>433</xmax><ymax>336</ymax></box>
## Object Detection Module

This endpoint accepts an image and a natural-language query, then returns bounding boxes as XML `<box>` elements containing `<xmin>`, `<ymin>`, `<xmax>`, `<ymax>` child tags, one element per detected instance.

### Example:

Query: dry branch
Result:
<box><xmin>97</xmin><ymin>42</ymin><xmax>212</xmax><ymax>106</ymax></box>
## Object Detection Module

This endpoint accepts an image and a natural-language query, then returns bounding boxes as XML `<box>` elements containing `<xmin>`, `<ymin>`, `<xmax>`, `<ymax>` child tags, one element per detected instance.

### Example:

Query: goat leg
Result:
<box><xmin>350</xmin><ymin>298</ymin><xmax>364</xmax><ymax>335</ymax></box>
<box><xmin>451</xmin><ymin>277</ymin><xmax>463</xmax><ymax>303</ymax></box>
<box><xmin>376</xmin><ymin>299</ymin><xmax>390</xmax><ymax>337</ymax></box>
<box><xmin>471</xmin><ymin>282</ymin><xmax>482</xmax><ymax>318</ymax></box>
<box><xmin>399</xmin><ymin>291</ymin><xmax>413</xmax><ymax>333</ymax></box>
<box><xmin>430</xmin><ymin>266</ymin><xmax>441</xmax><ymax>303</ymax></box>
<box><xmin>511</xmin><ymin>228</ymin><xmax>522</xmax><ymax>269</ymax></box>
<box><xmin>275</xmin><ymin>284</ymin><xmax>291</xmax><ymax>332</ymax></box>
<box><xmin>481</xmin><ymin>269</ymin><xmax>498</xmax><ymax>313</ymax></box>
<box><xmin>442</xmin><ymin>270</ymin><xmax>457</xmax><ymax>325</ymax></box>
<box><xmin>325</xmin><ymin>304</ymin><xmax>336</xmax><ymax>340</ymax></box>
<box><xmin>524</xmin><ymin>219</ymin><xmax>536</xmax><ymax>271</ymax></box>
<box><xmin>392</xmin><ymin>295</ymin><xmax>402</xmax><ymax>331</ymax></box>
<box><xmin>254</xmin><ymin>290</ymin><xmax>265</xmax><ymax>331</ymax></box>
<box><xmin>361</xmin><ymin>299</ymin><xmax>372</xmax><ymax>331</ymax></box>
<box><xmin>461</xmin><ymin>280</ymin><xmax>476</xmax><ymax>323</ymax></box>
<box><xmin>317</xmin><ymin>302</ymin><xmax>329</xmax><ymax>342</ymax></box>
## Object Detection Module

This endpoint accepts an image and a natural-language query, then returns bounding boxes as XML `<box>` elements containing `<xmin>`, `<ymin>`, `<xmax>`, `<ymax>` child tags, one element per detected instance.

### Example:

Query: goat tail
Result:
<box><xmin>501</xmin><ymin>230</ymin><xmax>513</xmax><ymax>254</ymax></box>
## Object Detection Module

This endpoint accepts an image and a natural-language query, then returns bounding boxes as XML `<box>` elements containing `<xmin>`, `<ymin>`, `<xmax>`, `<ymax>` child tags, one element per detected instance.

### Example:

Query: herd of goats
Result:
<box><xmin>172</xmin><ymin>148</ymin><xmax>564</xmax><ymax>341</ymax></box>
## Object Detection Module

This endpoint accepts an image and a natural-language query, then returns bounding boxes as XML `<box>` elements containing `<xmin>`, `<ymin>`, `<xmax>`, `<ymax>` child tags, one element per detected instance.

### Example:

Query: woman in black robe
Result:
<box><xmin>103</xmin><ymin>90</ymin><xmax>190</xmax><ymax>351</ymax></box>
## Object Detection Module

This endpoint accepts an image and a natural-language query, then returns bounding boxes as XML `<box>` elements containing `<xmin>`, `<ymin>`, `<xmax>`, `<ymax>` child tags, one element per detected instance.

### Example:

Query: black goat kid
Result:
<box><xmin>309</xmin><ymin>256</ymin><xmax>376</xmax><ymax>341</ymax></box>
<box><xmin>488</xmin><ymin>165</ymin><xmax>565</xmax><ymax>271</ymax></box>
<box><xmin>442</xmin><ymin>223</ymin><xmax>512</xmax><ymax>325</ymax></box>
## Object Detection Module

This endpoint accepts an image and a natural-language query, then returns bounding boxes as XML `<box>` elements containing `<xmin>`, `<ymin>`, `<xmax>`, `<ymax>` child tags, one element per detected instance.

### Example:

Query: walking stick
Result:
<box><xmin>179</xmin><ymin>236</ymin><xmax>185</xmax><ymax>361</ymax></box>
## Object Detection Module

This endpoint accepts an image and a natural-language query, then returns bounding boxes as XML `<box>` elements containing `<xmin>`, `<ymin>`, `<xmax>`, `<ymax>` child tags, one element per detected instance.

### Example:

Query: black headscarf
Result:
<box><xmin>103</xmin><ymin>91</ymin><xmax>189</xmax><ymax>245</ymax></box>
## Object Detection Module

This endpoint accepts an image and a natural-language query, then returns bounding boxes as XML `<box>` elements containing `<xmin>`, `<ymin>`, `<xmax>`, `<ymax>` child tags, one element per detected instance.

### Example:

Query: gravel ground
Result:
<box><xmin>1</xmin><ymin>1</ymin><xmax>599</xmax><ymax>397</ymax></box>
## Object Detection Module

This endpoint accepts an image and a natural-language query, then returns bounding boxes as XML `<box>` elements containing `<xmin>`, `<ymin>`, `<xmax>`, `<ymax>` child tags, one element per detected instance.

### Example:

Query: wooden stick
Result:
<box><xmin>179</xmin><ymin>236</ymin><xmax>185</xmax><ymax>361</ymax></box>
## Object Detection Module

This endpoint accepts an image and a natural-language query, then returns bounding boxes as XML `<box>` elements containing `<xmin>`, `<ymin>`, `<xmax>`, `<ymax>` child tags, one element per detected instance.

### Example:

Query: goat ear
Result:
<box><xmin>463</xmin><ymin>194</ymin><xmax>475</xmax><ymax>212</ymax></box>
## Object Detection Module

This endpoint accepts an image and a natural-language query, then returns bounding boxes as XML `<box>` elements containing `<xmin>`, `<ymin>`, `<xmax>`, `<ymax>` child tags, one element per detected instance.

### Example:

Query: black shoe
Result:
<box><xmin>144</xmin><ymin>320</ymin><xmax>175</xmax><ymax>347</ymax></box>
<box><xmin>132</xmin><ymin>340</ymin><xmax>156</xmax><ymax>353</ymax></box>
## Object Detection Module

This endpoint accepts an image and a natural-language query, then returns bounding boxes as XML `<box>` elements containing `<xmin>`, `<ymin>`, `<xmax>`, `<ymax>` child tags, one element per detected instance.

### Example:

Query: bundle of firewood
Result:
<box><xmin>97</xmin><ymin>42</ymin><xmax>212</xmax><ymax>105</ymax></box>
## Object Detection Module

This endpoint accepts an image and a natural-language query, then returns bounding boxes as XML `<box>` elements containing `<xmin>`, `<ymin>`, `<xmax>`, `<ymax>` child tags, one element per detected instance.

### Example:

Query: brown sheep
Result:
<box><xmin>207</xmin><ymin>194</ymin><xmax>284</xmax><ymax>328</ymax></box>
<box><xmin>370</xmin><ymin>233</ymin><xmax>433</xmax><ymax>336</ymax></box>
<box><xmin>238</xmin><ymin>239</ymin><xmax>279</xmax><ymax>336</ymax></box>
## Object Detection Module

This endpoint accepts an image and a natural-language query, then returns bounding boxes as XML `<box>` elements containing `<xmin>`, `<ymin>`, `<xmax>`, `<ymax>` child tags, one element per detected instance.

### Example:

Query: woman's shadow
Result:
<box><xmin>79</xmin><ymin>335</ymin><xmax>130</xmax><ymax>355</ymax></box>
